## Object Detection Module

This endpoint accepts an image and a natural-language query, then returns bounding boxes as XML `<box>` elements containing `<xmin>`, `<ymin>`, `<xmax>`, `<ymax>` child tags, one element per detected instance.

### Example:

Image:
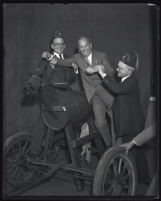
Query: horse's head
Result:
<box><xmin>23</xmin><ymin>74</ymin><xmax>41</xmax><ymax>95</ymax></box>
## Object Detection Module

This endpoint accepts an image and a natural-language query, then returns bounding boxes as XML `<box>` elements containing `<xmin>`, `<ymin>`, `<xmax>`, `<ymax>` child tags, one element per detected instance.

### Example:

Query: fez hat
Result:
<box><xmin>120</xmin><ymin>52</ymin><xmax>138</xmax><ymax>69</ymax></box>
<box><xmin>52</xmin><ymin>30</ymin><xmax>65</xmax><ymax>42</ymax></box>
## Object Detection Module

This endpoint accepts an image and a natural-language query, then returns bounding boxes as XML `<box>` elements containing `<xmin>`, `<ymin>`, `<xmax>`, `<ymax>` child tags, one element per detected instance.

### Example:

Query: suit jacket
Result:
<box><xmin>56</xmin><ymin>50</ymin><xmax>114</xmax><ymax>103</ymax></box>
<box><xmin>34</xmin><ymin>54</ymin><xmax>76</xmax><ymax>85</ymax></box>
<box><xmin>102</xmin><ymin>73</ymin><xmax>145</xmax><ymax>137</ymax></box>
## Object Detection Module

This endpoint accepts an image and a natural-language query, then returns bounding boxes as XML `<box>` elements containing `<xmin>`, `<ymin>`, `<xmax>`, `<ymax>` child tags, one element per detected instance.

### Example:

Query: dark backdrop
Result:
<box><xmin>3</xmin><ymin>3</ymin><xmax>158</xmax><ymax>138</ymax></box>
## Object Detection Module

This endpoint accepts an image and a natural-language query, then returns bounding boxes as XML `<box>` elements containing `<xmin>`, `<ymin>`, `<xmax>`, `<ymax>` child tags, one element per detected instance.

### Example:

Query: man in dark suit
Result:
<box><xmin>28</xmin><ymin>31</ymin><xmax>78</xmax><ymax>160</ymax></box>
<box><xmin>31</xmin><ymin>31</ymin><xmax>77</xmax><ymax>88</ymax></box>
<box><xmin>87</xmin><ymin>52</ymin><xmax>151</xmax><ymax>186</ymax></box>
<box><xmin>86</xmin><ymin>52</ymin><xmax>145</xmax><ymax>143</ymax></box>
<box><xmin>43</xmin><ymin>36</ymin><xmax>114</xmax><ymax>147</ymax></box>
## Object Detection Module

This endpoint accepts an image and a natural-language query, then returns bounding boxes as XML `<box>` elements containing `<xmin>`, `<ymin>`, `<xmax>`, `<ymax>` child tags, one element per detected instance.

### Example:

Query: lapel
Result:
<box><xmin>63</xmin><ymin>54</ymin><xmax>68</xmax><ymax>59</ymax></box>
<box><xmin>123</xmin><ymin>74</ymin><xmax>133</xmax><ymax>82</ymax></box>
<box><xmin>76</xmin><ymin>51</ymin><xmax>100</xmax><ymax>72</ymax></box>
<box><xmin>54</xmin><ymin>54</ymin><xmax>61</xmax><ymax>59</ymax></box>
<box><xmin>53</xmin><ymin>52</ymin><xmax>65</xmax><ymax>59</ymax></box>
<box><xmin>77</xmin><ymin>54</ymin><xmax>89</xmax><ymax>72</ymax></box>
<box><xmin>92</xmin><ymin>51</ymin><xmax>100</xmax><ymax>66</ymax></box>
<box><xmin>49</xmin><ymin>53</ymin><xmax>60</xmax><ymax>69</ymax></box>
<box><xmin>53</xmin><ymin>52</ymin><xmax>59</xmax><ymax>59</ymax></box>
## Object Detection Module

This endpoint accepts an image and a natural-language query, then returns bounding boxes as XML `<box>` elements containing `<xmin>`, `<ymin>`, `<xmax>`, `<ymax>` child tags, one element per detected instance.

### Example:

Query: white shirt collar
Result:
<box><xmin>87</xmin><ymin>53</ymin><xmax>92</xmax><ymax>65</ymax></box>
<box><xmin>122</xmin><ymin>75</ymin><xmax>130</xmax><ymax>82</ymax></box>
<box><xmin>54</xmin><ymin>52</ymin><xmax>64</xmax><ymax>59</ymax></box>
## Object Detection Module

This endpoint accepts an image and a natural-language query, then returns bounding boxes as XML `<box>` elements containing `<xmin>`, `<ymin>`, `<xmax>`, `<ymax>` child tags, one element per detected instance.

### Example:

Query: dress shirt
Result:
<box><xmin>121</xmin><ymin>75</ymin><xmax>130</xmax><ymax>82</ymax></box>
<box><xmin>54</xmin><ymin>52</ymin><xmax>64</xmax><ymax>59</ymax></box>
<box><xmin>86</xmin><ymin>53</ymin><xmax>92</xmax><ymax>65</ymax></box>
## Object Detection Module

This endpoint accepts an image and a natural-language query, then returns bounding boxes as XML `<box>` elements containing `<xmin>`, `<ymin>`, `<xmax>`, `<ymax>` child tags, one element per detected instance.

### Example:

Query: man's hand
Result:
<box><xmin>50</xmin><ymin>56</ymin><xmax>58</xmax><ymax>65</ymax></box>
<box><xmin>72</xmin><ymin>63</ymin><xmax>79</xmax><ymax>74</ymax></box>
<box><xmin>120</xmin><ymin>140</ymin><xmax>135</xmax><ymax>155</ymax></box>
<box><xmin>42</xmin><ymin>51</ymin><xmax>58</xmax><ymax>65</ymax></box>
<box><xmin>85</xmin><ymin>65</ymin><xmax>105</xmax><ymax>75</ymax></box>
<box><xmin>42</xmin><ymin>51</ymin><xmax>51</xmax><ymax>59</ymax></box>
<box><xmin>85</xmin><ymin>67</ymin><xmax>95</xmax><ymax>74</ymax></box>
<box><xmin>96</xmin><ymin>65</ymin><xmax>105</xmax><ymax>75</ymax></box>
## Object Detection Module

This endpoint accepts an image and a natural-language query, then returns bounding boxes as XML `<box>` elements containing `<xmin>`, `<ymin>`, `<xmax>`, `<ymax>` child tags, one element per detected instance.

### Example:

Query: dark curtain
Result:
<box><xmin>3</xmin><ymin>3</ymin><xmax>158</xmax><ymax>138</ymax></box>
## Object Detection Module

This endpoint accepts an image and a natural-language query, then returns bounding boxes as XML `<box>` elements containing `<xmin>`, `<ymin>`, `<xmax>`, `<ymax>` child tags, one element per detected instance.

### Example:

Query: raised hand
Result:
<box><xmin>50</xmin><ymin>56</ymin><xmax>58</xmax><ymax>65</ymax></box>
<box><xmin>96</xmin><ymin>65</ymin><xmax>105</xmax><ymax>74</ymax></box>
<box><xmin>72</xmin><ymin>63</ymin><xmax>79</xmax><ymax>74</ymax></box>
<box><xmin>42</xmin><ymin>51</ymin><xmax>58</xmax><ymax>65</ymax></box>
<box><xmin>85</xmin><ymin>67</ymin><xmax>95</xmax><ymax>74</ymax></box>
<box><xmin>85</xmin><ymin>65</ymin><xmax>105</xmax><ymax>75</ymax></box>
<box><xmin>41</xmin><ymin>51</ymin><xmax>51</xmax><ymax>59</ymax></box>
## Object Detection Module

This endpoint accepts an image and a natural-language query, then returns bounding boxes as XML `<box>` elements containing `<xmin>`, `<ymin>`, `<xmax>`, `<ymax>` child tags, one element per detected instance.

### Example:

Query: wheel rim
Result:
<box><xmin>4</xmin><ymin>136</ymin><xmax>40</xmax><ymax>186</ymax></box>
<box><xmin>103</xmin><ymin>154</ymin><xmax>135</xmax><ymax>196</ymax></box>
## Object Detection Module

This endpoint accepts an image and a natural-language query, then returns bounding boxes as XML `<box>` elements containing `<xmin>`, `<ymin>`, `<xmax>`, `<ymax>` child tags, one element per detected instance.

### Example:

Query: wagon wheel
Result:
<box><xmin>3</xmin><ymin>132</ymin><xmax>48</xmax><ymax>189</ymax></box>
<box><xmin>93</xmin><ymin>146</ymin><xmax>137</xmax><ymax>196</ymax></box>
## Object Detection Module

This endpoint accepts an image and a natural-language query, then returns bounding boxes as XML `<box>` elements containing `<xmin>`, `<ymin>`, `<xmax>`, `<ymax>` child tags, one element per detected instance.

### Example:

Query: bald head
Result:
<box><xmin>78</xmin><ymin>36</ymin><xmax>91</xmax><ymax>45</ymax></box>
<box><xmin>78</xmin><ymin>36</ymin><xmax>92</xmax><ymax>57</ymax></box>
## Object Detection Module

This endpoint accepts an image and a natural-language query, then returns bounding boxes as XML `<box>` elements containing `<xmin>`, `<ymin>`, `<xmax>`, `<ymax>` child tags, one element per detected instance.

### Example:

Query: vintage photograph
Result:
<box><xmin>2</xmin><ymin>3</ymin><xmax>159</xmax><ymax>199</ymax></box>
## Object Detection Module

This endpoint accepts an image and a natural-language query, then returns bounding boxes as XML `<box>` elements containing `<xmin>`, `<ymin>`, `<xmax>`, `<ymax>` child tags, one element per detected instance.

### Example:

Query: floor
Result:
<box><xmin>19</xmin><ymin>173</ymin><xmax>148</xmax><ymax>196</ymax></box>
<box><xmin>4</xmin><ymin>147</ymin><xmax>149</xmax><ymax>198</ymax></box>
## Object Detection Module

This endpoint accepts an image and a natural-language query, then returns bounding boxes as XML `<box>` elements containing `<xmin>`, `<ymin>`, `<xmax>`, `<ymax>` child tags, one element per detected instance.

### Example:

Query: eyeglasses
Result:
<box><xmin>54</xmin><ymin>43</ymin><xmax>65</xmax><ymax>47</ymax></box>
<box><xmin>117</xmin><ymin>66</ymin><xmax>134</xmax><ymax>71</ymax></box>
<box><xmin>117</xmin><ymin>67</ymin><xmax>127</xmax><ymax>71</ymax></box>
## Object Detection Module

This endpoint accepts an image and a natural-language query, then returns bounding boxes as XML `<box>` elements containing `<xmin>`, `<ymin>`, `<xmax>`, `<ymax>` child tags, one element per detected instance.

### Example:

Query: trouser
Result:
<box><xmin>91</xmin><ymin>90</ymin><xmax>114</xmax><ymax>147</ymax></box>
<box><xmin>30</xmin><ymin>114</ymin><xmax>46</xmax><ymax>153</ymax></box>
<box><xmin>146</xmin><ymin>171</ymin><xmax>158</xmax><ymax>195</ymax></box>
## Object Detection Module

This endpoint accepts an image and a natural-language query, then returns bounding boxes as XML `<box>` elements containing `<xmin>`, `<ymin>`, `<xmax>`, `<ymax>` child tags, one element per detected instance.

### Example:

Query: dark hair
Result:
<box><xmin>49</xmin><ymin>31</ymin><xmax>65</xmax><ymax>52</ymax></box>
<box><xmin>50</xmin><ymin>31</ymin><xmax>66</xmax><ymax>45</ymax></box>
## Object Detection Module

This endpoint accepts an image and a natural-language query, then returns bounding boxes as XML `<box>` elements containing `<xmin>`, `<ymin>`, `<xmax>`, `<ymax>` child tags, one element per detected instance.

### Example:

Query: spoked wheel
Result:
<box><xmin>3</xmin><ymin>132</ymin><xmax>47</xmax><ymax>189</ymax></box>
<box><xmin>93</xmin><ymin>146</ymin><xmax>137</xmax><ymax>196</ymax></box>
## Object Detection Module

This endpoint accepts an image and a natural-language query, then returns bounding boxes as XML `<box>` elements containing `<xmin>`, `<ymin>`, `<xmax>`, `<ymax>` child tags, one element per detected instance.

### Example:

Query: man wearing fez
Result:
<box><xmin>28</xmin><ymin>31</ymin><xmax>78</xmax><ymax>160</ymax></box>
<box><xmin>86</xmin><ymin>52</ymin><xmax>149</xmax><ymax>185</ymax></box>
<box><xmin>43</xmin><ymin>36</ymin><xmax>114</xmax><ymax>148</ymax></box>
<box><xmin>31</xmin><ymin>31</ymin><xmax>77</xmax><ymax>88</ymax></box>
<box><xmin>86</xmin><ymin>52</ymin><xmax>145</xmax><ymax>143</ymax></box>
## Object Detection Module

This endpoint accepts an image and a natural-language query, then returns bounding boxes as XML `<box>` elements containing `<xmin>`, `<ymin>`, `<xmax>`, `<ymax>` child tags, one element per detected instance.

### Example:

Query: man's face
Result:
<box><xmin>51</xmin><ymin>38</ymin><xmax>66</xmax><ymax>54</ymax></box>
<box><xmin>116</xmin><ymin>61</ymin><xmax>132</xmax><ymax>78</ymax></box>
<box><xmin>78</xmin><ymin>39</ymin><xmax>92</xmax><ymax>57</ymax></box>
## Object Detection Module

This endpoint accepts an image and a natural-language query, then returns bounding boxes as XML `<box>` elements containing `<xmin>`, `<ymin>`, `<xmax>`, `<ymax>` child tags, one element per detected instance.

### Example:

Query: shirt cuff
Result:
<box><xmin>47</xmin><ymin>55</ymin><xmax>54</xmax><ymax>61</ymax></box>
<box><xmin>132</xmin><ymin>139</ymin><xmax>138</xmax><ymax>146</ymax></box>
<box><xmin>101</xmin><ymin>73</ymin><xmax>107</xmax><ymax>79</ymax></box>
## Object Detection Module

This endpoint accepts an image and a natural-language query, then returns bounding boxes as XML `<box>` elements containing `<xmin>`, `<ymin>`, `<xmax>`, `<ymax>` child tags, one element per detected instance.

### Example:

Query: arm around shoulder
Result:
<box><xmin>57</xmin><ymin>56</ymin><xmax>77</xmax><ymax>67</ymax></box>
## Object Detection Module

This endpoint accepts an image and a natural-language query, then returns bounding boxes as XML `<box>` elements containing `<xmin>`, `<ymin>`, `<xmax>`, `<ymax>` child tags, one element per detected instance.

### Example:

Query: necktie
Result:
<box><xmin>85</xmin><ymin>57</ymin><xmax>91</xmax><ymax>66</ymax></box>
<box><xmin>59</xmin><ymin>54</ymin><xmax>63</xmax><ymax>59</ymax></box>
